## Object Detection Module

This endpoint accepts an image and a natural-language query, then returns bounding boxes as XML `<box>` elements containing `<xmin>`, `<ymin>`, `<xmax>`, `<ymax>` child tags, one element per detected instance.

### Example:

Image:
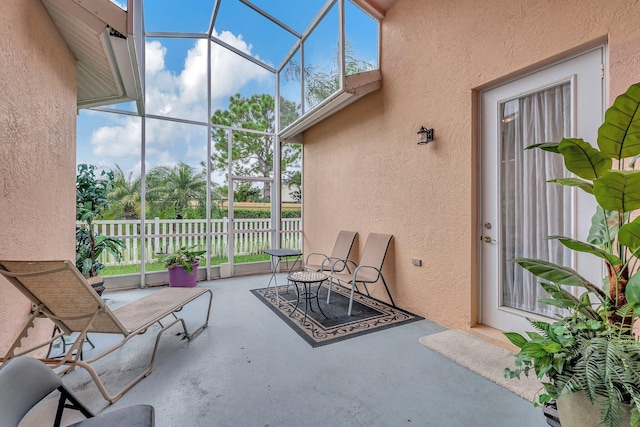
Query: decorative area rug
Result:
<box><xmin>251</xmin><ymin>282</ymin><xmax>423</xmax><ymax>347</ymax></box>
<box><xmin>419</xmin><ymin>330</ymin><xmax>542</xmax><ymax>402</ymax></box>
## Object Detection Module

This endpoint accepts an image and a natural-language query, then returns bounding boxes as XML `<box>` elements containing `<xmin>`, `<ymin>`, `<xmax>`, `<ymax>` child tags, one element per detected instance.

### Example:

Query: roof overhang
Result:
<box><xmin>41</xmin><ymin>0</ymin><xmax>144</xmax><ymax>112</ymax></box>
<box><xmin>279</xmin><ymin>69</ymin><xmax>381</xmax><ymax>143</ymax></box>
<box><xmin>352</xmin><ymin>0</ymin><xmax>399</xmax><ymax>19</ymax></box>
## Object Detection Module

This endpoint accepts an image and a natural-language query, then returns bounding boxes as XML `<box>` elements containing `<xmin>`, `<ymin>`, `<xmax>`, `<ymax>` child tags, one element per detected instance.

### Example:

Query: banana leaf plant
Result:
<box><xmin>504</xmin><ymin>82</ymin><xmax>640</xmax><ymax>427</ymax></box>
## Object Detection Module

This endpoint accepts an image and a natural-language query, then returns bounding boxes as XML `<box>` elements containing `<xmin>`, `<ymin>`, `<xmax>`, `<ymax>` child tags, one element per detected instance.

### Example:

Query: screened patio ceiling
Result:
<box><xmin>44</xmin><ymin>0</ymin><xmax>395</xmax><ymax>142</ymax></box>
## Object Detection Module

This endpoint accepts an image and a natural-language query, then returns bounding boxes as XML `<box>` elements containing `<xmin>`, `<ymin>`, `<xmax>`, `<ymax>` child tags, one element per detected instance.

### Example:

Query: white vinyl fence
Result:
<box><xmin>79</xmin><ymin>217</ymin><xmax>302</xmax><ymax>266</ymax></box>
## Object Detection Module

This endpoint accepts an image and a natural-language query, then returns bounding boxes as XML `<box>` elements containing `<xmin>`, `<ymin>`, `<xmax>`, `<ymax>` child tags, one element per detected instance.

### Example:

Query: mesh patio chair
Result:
<box><xmin>327</xmin><ymin>233</ymin><xmax>395</xmax><ymax>316</ymax></box>
<box><xmin>0</xmin><ymin>260</ymin><xmax>212</xmax><ymax>404</ymax></box>
<box><xmin>304</xmin><ymin>231</ymin><xmax>358</xmax><ymax>274</ymax></box>
<box><xmin>0</xmin><ymin>356</ymin><xmax>154</xmax><ymax>427</ymax></box>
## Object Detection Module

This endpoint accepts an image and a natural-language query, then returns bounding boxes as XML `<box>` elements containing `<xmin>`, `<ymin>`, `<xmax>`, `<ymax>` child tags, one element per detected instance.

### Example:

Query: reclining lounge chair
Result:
<box><xmin>0</xmin><ymin>260</ymin><xmax>212</xmax><ymax>404</ymax></box>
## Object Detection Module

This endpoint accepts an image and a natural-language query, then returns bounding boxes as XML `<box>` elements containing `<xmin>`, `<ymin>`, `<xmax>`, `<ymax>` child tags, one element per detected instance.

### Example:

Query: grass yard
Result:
<box><xmin>102</xmin><ymin>253</ymin><xmax>271</xmax><ymax>276</ymax></box>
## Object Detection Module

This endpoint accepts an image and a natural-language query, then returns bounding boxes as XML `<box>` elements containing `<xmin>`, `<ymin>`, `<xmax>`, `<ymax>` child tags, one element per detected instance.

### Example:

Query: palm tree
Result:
<box><xmin>142</xmin><ymin>165</ymin><xmax>168</xmax><ymax>218</ymax></box>
<box><xmin>106</xmin><ymin>165</ymin><xmax>145</xmax><ymax>220</ymax></box>
<box><xmin>153</xmin><ymin>162</ymin><xmax>207</xmax><ymax>219</ymax></box>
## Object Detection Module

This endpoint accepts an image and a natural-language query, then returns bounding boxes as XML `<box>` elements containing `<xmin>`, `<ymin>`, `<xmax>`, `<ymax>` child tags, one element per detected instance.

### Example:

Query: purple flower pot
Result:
<box><xmin>168</xmin><ymin>262</ymin><xmax>199</xmax><ymax>288</ymax></box>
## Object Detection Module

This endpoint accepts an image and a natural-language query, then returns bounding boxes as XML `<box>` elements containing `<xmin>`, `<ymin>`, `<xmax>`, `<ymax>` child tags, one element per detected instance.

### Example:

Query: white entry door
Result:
<box><xmin>480</xmin><ymin>47</ymin><xmax>604</xmax><ymax>334</ymax></box>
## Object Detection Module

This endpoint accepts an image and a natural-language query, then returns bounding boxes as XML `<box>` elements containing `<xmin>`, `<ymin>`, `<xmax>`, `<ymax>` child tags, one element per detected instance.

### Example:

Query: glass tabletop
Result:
<box><xmin>263</xmin><ymin>248</ymin><xmax>302</xmax><ymax>257</ymax></box>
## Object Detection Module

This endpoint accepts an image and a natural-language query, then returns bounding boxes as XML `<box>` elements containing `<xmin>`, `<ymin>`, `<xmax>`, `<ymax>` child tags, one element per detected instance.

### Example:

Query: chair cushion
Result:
<box><xmin>67</xmin><ymin>405</ymin><xmax>154</xmax><ymax>427</ymax></box>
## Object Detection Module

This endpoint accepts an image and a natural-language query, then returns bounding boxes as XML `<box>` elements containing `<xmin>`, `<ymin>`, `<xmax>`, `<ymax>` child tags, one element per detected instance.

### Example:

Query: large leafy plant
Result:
<box><xmin>504</xmin><ymin>82</ymin><xmax>640</xmax><ymax>427</ymax></box>
<box><xmin>76</xmin><ymin>164</ymin><xmax>125</xmax><ymax>277</ymax></box>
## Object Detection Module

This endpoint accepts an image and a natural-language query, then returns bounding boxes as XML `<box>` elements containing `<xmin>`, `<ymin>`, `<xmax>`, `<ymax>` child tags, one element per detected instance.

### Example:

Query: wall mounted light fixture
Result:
<box><xmin>417</xmin><ymin>126</ymin><xmax>434</xmax><ymax>144</ymax></box>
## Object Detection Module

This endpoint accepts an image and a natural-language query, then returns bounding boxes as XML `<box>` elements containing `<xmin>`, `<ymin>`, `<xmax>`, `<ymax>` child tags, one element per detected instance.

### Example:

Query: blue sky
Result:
<box><xmin>77</xmin><ymin>0</ymin><xmax>378</xmax><ymax>184</ymax></box>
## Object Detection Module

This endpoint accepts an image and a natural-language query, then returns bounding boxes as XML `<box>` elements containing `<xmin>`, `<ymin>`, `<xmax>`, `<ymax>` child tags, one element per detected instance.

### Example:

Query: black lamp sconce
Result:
<box><xmin>417</xmin><ymin>126</ymin><xmax>434</xmax><ymax>144</ymax></box>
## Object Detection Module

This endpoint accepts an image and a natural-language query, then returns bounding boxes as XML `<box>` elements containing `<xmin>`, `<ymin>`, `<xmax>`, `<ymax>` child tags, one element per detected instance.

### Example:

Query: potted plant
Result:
<box><xmin>504</xmin><ymin>82</ymin><xmax>640</xmax><ymax>427</ymax></box>
<box><xmin>76</xmin><ymin>164</ymin><xmax>125</xmax><ymax>295</ymax></box>
<box><xmin>157</xmin><ymin>246</ymin><xmax>206</xmax><ymax>288</ymax></box>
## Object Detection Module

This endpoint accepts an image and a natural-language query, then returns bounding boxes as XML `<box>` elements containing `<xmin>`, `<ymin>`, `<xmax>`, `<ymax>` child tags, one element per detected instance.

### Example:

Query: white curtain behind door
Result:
<box><xmin>501</xmin><ymin>82</ymin><xmax>572</xmax><ymax>316</ymax></box>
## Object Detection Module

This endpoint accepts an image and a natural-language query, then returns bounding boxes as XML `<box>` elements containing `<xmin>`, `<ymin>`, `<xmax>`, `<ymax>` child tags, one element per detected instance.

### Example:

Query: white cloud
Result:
<box><xmin>144</xmin><ymin>34</ymin><xmax>271</xmax><ymax>118</ymax></box>
<box><xmin>145</xmin><ymin>40</ymin><xmax>166</xmax><ymax>75</ymax></box>
<box><xmin>185</xmin><ymin>143</ymin><xmax>208</xmax><ymax>161</ymax></box>
<box><xmin>91</xmin><ymin>118</ymin><xmax>140</xmax><ymax>158</ymax></box>
<box><xmin>179</xmin><ymin>40</ymin><xmax>209</xmax><ymax>106</ymax></box>
<box><xmin>87</xmin><ymin>32</ymin><xmax>273</xmax><ymax>178</ymax></box>
<box><xmin>210</xmin><ymin>30</ymin><xmax>271</xmax><ymax>101</ymax></box>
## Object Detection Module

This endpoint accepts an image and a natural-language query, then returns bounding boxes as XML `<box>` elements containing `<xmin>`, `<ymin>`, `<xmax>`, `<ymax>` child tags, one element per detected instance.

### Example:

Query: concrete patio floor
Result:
<box><xmin>21</xmin><ymin>273</ymin><xmax>546</xmax><ymax>427</ymax></box>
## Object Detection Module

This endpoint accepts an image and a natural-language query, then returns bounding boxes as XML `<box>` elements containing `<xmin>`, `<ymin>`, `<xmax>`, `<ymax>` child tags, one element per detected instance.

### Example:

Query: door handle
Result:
<box><xmin>482</xmin><ymin>236</ymin><xmax>495</xmax><ymax>243</ymax></box>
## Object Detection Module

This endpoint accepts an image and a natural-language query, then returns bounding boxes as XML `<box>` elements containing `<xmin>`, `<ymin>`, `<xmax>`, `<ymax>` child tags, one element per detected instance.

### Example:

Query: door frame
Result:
<box><xmin>476</xmin><ymin>45</ymin><xmax>607</xmax><ymax>331</ymax></box>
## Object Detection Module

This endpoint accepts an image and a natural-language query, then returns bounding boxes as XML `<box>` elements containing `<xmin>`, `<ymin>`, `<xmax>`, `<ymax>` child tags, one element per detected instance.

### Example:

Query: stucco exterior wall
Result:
<box><xmin>0</xmin><ymin>1</ymin><xmax>77</xmax><ymax>354</ymax></box>
<box><xmin>303</xmin><ymin>0</ymin><xmax>640</xmax><ymax>329</ymax></box>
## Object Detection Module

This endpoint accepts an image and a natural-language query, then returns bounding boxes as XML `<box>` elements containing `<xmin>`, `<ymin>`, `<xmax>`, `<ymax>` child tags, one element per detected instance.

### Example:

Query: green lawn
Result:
<box><xmin>101</xmin><ymin>253</ymin><xmax>271</xmax><ymax>276</ymax></box>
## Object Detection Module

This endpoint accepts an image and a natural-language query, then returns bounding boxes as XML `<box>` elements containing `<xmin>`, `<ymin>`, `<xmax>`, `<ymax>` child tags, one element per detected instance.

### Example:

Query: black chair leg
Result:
<box><xmin>380</xmin><ymin>276</ymin><xmax>395</xmax><ymax>307</ymax></box>
<box><xmin>54</xmin><ymin>387</ymin><xmax>95</xmax><ymax>427</ymax></box>
<box><xmin>47</xmin><ymin>325</ymin><xmax>95</xmax><ymax>360</ymax></box>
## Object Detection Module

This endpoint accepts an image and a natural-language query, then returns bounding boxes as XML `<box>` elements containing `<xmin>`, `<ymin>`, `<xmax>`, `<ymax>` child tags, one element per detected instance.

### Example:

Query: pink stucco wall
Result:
<box><xmin>0</xmin><ymin>1</ymin><xmax>77</xmax><ymax>354</ymax></box>
<box><xmin>303</xmin><ymin>0</ymin><xmax>640</xmax><ymax>329</ymax></box>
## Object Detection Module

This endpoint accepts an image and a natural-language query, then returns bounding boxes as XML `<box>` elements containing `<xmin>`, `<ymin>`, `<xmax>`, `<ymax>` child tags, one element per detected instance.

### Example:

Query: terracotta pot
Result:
<box><xmin>168</xmin><ymin>262</ymin><xmax>199</xmax><ymax>288</ymax></box>
<box><xmin>87</xmin><ymin>276</ymin><xmax>105</xmax><ymax>296</ymax></box>
<box><xmin>557</xmin><ymin>392</ymin><xmax>631</xmax><ymax>427</ymax></box>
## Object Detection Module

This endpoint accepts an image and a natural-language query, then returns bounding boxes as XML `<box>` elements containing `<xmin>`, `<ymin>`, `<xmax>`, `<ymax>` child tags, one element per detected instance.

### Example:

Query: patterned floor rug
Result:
<box><xmin>251</xmin><ymin>282</ymin><xmax>423</xmax><ymax>347</ymax></box>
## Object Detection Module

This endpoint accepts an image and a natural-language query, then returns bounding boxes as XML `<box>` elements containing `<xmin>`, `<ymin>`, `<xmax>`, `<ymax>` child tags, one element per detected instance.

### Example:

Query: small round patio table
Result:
<box><xmin>287</xmin><ymin>271</ymin><xmax>328</xmax><ymax>325</ymax></box>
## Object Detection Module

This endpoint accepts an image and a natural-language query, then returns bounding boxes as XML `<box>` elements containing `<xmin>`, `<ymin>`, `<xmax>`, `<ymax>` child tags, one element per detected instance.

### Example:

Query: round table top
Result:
<box><xmin>288</xmin><ymin>271</ymin><xmax>327</xmax><ymax>283</ymax></box>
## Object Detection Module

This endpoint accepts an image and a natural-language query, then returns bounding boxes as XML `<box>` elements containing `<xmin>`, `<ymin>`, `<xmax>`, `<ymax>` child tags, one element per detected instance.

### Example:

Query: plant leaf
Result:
<box><xmin>526</xmin><ymin>142</ymin><xmax>560</xmax><ymax>153</ymax></box>
<box><xmin>558</xmin><ymin>138</ymin><xmax>611</xmax><ymax>180</ymax></box>
<box><xmin>540</xmin><ymin>282</ymin><xmax>600</xmax><ymax>320</ymax></box>
<box><xmin>519</xmin><ymin>342</ymin><xmax>548</xmax><ymax>359</ymax></box>
<box><xmin>618</xmin><ymin>217</ymin><xmax>640</xmax><ymax>253</ymax></box>
<box><xmin>513</xmin><ymin>258</ymin><xmax>590</xmax><ymax>288</ymax></box>
<box><xmin>552</xmin><ymin>355</ymin><xmax>565</xmax><ymax>375</ymax></box>
<box><xmin>512</xmin><ymin>258</ymin><xmax>608</xmax><ymax>302</ymax></box>
<box><xmin>526</xmin><ymin>331</ymin><xmax>544</xmax><ymax>341</ymax></box>
<box><xmin>593</xmin><ymin>170</ymin><xmax>640</xmax><ymax>212</ymax></box>
<box><xmin>597</xmin><ymin>82</ymin><xmax>640</xmax><ymax>160</ymax></box>
<box><xmin>625</xmin><ymin>272</ymin><xmax>640</xmax><ymax>308</ymax></box>
<box><xmin>504</xmin><ymin>332</ymin><xmax>527</xmax><ymax>348</ymax></box>
<box><xmin>543</xmin><ymin>342</ymin><xmax>562</xmax><ymax>353</ymax></box>
<box><xmin>548</xmin><ymin>178</ymin><xmax>594</xmax><ymax>194</ymax></box>
<box><xmin>587</xmin><ymin>208</ymin><xmax>619</xmax><ymax>246</ymax></box>
<box><xmin>538</xmin><ymin>298</ymin><xmax>569</xmax><ymax>309</ymax></box>
<box><xmin>549</xmin><ymin>235</ymin><xmax>622</xmax><ymax>266</ymax></box>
